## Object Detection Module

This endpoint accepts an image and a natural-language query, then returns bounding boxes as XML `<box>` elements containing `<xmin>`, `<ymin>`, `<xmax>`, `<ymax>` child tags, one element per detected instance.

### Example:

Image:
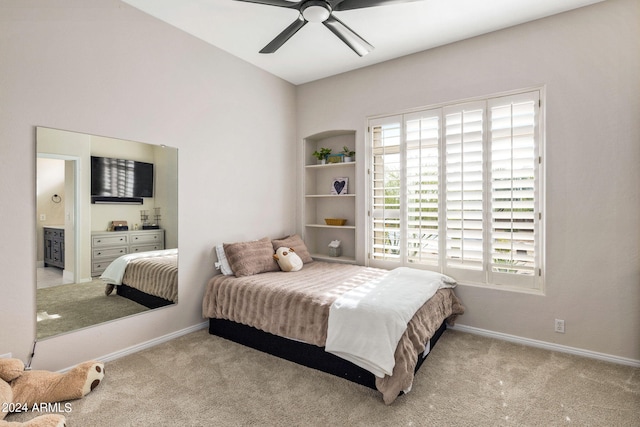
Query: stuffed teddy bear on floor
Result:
<box><xmin>0</xmin><ymin>357</ymin><xmax>104</xmax><ymax>426</ymax></box>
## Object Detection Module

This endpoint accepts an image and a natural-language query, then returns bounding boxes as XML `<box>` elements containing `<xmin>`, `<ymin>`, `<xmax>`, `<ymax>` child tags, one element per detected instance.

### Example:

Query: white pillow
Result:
<box><xmin>215</xmin><ymin>244</ymin><xmax>234</xmax><ymax>276</ymax></box>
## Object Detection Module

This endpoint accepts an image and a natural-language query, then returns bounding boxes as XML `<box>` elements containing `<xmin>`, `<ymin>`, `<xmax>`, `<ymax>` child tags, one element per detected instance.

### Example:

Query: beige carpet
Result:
<box><xmin>6</xmin><ymin>329</ymin><xmax>640</xmax><ymax>426</ymax></box>
<box><xmin>36</xmin><ymin>279</ymin><xmax>150</xmax><ymax>340</ymax></box>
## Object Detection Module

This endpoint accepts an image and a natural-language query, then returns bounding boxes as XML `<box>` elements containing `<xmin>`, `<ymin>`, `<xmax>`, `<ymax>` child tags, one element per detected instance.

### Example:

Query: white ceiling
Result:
<box><xmin>122</xmin><ymin>0</ymin><xmax>603</xmax><ymax>85</ymax></box>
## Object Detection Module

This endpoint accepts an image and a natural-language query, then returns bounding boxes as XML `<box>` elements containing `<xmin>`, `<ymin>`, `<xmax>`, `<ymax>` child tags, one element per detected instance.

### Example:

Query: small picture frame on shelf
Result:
<box><xmin>331</xmin><ymin>177</ymin><xmax>348</xmax><ymax>195</ymax></box>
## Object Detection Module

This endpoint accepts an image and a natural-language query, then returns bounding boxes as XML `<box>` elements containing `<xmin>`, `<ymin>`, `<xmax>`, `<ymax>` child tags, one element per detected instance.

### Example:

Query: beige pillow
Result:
<box><xmin>224</xmin><ymin>237</ymin><xmax>280</xmax><ymax>277</ymax></box>
<box><xmin>271</xmin><ymin>234</ymin><xmax>313</xmax><ymax>264</ymax></box>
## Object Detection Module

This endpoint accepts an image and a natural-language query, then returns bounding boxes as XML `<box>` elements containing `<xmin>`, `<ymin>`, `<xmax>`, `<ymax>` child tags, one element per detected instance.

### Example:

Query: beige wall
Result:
<box><xmin>0</xmin><ymin>0</ymin><xmax>297</xmax><ymax>370</ymax></box>
<box><xmin>296</xmin><ymin>0</ymin><xmax>639</xmax><ymax>361</ymax></box>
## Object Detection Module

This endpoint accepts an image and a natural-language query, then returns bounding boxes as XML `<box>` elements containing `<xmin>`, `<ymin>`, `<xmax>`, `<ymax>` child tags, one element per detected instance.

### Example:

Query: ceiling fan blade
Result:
<box><xmin>332</xmin><ymin>0</ymin><xmax>422</xmax><ymax>11</ymax></box>
<box><xmin>234</xmin><ymin>0</ymin><xmax>300</xmax><ymax>8</ymax></box>
<box><xmin>323</xmin><ymin>15</ymin><xmax>373</xmax><ymax>56</ymax></box>
<box><xmin>260</xmin><ymin>15</ymin><xmax>308</xmax><ymax>54</ymax></box>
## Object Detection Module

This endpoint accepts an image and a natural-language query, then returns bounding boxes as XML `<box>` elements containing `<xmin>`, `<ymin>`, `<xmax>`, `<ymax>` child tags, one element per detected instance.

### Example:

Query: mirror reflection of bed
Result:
<box><xmin>101</xmin><ymin>247</ymin><xmax>178</xmax><ymax>308</ymax></box>
<box><xmin>35</xmin><ymin>127</ymin><xmax>178</xmax><ymax>340</ymax></box>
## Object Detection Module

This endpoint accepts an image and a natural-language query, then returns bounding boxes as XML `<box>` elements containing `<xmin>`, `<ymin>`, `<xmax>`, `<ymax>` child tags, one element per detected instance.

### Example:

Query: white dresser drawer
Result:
<box><xmin>130</xmin><ymin>232</ymin><xmax>163</xmax><ymax>245</ymax></box>
<box><xmin>92</xmin><ymin>234</ymin><xmax>128</xmax><ymax>247</ymax></box>
<box><xmin>92</xmin><ymin>246</ymin><xmax>128</xmax><ymax>260</ymax></box>
<box><xmin>92</xmin><ymin>260</ymin><xmax>117</xmax><ymax>275</ymax></box>
<box><xmin>131</xmin><ymin>244</ymin><xmax>163</xmax><ymax>253</ymax></box>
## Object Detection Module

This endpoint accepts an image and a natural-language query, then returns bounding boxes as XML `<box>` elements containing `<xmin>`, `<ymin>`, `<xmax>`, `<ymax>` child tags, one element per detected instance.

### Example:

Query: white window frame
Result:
<box><xmin>366</xmin><ymin>88</ymin><xmax>545</xmax><ymax>293</ymax></box>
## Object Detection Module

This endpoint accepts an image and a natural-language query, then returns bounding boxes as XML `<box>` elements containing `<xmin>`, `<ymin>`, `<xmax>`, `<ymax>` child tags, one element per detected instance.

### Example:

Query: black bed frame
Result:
<box><xmin>116</xmin><ymin>284</ymin><xmax>173</xmax><ymax>309</ymax></box>
<box><xmin>208</xmin><ymin>318</ymin><xmax>448</xmax><ymax>390</ymax></box>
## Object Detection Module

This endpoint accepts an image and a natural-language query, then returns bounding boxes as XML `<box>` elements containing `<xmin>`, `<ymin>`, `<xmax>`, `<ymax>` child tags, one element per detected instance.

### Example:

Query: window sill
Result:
<box><xmin>456</xmin><ymin>279</ymin><xmax>545</xmax><ymax>296</ymax></box>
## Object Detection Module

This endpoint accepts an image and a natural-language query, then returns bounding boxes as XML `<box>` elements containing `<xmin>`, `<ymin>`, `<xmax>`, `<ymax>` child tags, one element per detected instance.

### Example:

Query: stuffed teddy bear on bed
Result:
<box><xmin>0</xmin><ymin>357</ymin><xmax>104</xmax><ymax>426</ymax></box>
<box><xmin>273</xmin><ymin>247</ymin><xmax>303</xmax><ymax>272</ymax></box>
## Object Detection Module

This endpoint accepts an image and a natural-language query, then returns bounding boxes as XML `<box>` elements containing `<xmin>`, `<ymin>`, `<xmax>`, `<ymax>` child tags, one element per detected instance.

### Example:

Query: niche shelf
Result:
<box><xmin>303</xmin><ymin>130</ymin><xmax>357</xmax><ymax>264</ymax></box>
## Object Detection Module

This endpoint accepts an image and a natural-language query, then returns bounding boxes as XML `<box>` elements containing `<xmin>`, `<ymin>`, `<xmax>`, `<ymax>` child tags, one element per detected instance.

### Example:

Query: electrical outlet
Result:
<box><xmin>0</xmin><ymin>353</ymin><xmax>11</xmax><ymax>359</ymax></box>
<box><xmin>40</xmin><ymin>214</ymin><xmax>46</xmax><ymax>221</ymax></box>
<box><xmin>554</xmin><ymin>319</ymin><xmax>565</xmax><ymax>333</ymax></box>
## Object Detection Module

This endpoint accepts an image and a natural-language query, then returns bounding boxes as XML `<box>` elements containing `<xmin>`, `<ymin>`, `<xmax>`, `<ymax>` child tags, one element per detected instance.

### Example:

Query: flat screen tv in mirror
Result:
<box><xmin>91</xmin><ymin>156</ymin><xmax>154</xmax><ymax>203</ymax></box>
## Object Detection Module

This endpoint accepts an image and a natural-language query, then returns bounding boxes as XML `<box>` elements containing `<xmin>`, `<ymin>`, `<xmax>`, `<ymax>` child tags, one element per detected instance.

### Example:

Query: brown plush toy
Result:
<box><xmin>0</xmin><ymin>358</ymin><xmax>104</xmax><ymax>427</ymax></box>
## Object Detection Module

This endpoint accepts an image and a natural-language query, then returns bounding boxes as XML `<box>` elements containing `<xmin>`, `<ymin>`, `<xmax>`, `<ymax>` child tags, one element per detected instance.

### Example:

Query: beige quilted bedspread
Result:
<box><xmin>202</xmin><ymin>261</ymin><xmax>464</xmax><ymax>404</ymax></box>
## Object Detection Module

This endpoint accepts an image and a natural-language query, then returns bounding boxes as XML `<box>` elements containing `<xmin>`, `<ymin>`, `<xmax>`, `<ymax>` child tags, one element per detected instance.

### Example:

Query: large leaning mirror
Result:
<box><xmin>36</xmin><ymin>127</ymin><xmax>178</xmax><ymax>340</ymax></box>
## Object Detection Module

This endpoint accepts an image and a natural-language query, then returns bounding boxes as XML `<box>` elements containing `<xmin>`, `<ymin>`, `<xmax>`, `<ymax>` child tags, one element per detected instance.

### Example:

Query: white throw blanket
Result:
<box><xmin>325</xmin><ymin>267</ymin><xmax>456</xmax><ymax>378</ymax></box>
<box><xmin>100</xmin><ymin>248</ymin><xmax>178</xmax><ymax>285</ymax></box>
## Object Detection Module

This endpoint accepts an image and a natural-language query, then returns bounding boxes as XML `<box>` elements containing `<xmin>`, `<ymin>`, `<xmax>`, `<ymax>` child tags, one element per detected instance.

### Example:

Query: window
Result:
<box><xmin>368</xmin><ymin>90</ymin><xmax>543</xmax><ymax>291</ymax></box>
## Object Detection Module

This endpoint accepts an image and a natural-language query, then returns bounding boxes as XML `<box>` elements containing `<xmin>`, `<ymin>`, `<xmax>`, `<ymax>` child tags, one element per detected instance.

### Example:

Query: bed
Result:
<box><xmin>203</xmin><ymin>238</ymin><xmax>464</xmax><ymax>404</ymax></box>
<box><xmin>101</xmin><ymin>248</ymin><xmax>178</xmax><ymax>308</ymax></box>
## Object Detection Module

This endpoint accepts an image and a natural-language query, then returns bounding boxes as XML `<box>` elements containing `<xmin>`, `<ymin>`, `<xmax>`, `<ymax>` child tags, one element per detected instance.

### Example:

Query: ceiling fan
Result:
<box><xmin>234</xmin><ymin>0</ymin><xmax>422</xmax><ymax>56</ymax></box>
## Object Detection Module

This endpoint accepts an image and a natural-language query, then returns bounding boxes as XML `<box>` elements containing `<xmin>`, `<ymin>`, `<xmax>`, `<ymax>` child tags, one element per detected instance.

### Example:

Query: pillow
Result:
<box><xmin>223</xmin><ymin>237</ymin><xmax>280</xmax><ymax>277</ymax></box>
<box><xmin>271</xmin><ymin>234</ymin><xmax>313</xmax><ymax>264</ymax></box>
<box><xmin>215</xmin><ymin>244</ymin><xmax>234</xmax><ymax>276</ymax></box>
<box><xmin>273</xmin><ymin>247</ymin><xmax>303</xmax><ymax>272</ymax></box>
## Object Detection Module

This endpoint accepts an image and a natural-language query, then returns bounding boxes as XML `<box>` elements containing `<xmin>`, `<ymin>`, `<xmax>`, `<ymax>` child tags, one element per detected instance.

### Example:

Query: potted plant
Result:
<box><xmin>342</xmin><ymin>146</ymin><xmax>355</xmax><ymax>162</ymax></box>
<box><xmin>312</xmin><ymin>147</ymin><xmax>332</xmax><ymax>164</ymax></box>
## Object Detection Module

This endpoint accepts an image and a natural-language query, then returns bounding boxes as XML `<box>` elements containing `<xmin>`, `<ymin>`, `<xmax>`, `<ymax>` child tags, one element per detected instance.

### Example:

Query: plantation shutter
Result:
<box><xmin>443</xmin><ymin>102</ymin><xmax>485</xmax><ymax>280</ymax></box>
<box><xmin>370</xmin><ymin>116</ymin><xmax>403</xmax><ymax>265</ymax></box>
<box><xmin>367</xmin><ymin>89</ymin><xmax>542</xmax><ymax>290</ymax></box>
<box><xmin>488</xmin><ymin>92</ymin><xmax>540</xmax><ymax>288</ymax></box>
<box><xmin>405</xmin><ymin>110</ymin><xmax>441</xmax><ymax>266</ymax></box>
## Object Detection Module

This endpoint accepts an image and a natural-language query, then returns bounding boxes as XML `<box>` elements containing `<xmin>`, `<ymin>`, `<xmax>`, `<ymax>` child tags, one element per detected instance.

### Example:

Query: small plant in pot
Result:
<box><xmin>342</xmin><ymin>146</ymin><xmax>355</xmax><ymax>162</ymax></box>
<box><xmin>312</xmin><ymin>147</ymin><xmax>332</xmax><ymax>164</ymax></box>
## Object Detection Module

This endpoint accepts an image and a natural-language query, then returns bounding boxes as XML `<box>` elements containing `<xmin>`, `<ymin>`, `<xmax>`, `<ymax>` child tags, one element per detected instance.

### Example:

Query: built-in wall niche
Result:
<box><xmin>303</xmin><ymin>130</ymin><xmax>357</xmax><ymax>263</ymax></box>
<box><xmin>35</xmin><ymin>127</ymin><xmax>178</xmax><ymax>340</ymax></box>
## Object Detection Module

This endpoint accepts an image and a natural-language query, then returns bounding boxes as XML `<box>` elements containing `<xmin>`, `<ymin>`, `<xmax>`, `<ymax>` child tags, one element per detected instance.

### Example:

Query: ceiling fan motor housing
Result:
<box><xmin>301</xmin><ymin>1</ymin><xmax>332</xmax><ymax>23</ymax></box>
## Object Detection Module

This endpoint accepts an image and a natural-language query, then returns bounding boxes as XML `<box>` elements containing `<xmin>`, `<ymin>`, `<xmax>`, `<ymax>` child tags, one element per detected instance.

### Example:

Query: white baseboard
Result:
<box><xmin>60</xmin><ymin>321</ymin><xmax>638</xmax><ymax>372</ymax></box>
<box><xmin>101</xmin><ymin>321</ymin><xmax>209</xmax><ymax>363</ymax></box>
<box><xmin>450</xmin><ymin>324</ymin><xmax>640</xmax><ymax>368</ymax></box>
<box><xmin>62</xmin><ymin>269</ymin><xmax>74</xmax><ymax>283</ymax></box>
<box><xmin>60</xmin><ymin>322</ymin><xmax>208</xmax><ymax>372</ymax></box>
